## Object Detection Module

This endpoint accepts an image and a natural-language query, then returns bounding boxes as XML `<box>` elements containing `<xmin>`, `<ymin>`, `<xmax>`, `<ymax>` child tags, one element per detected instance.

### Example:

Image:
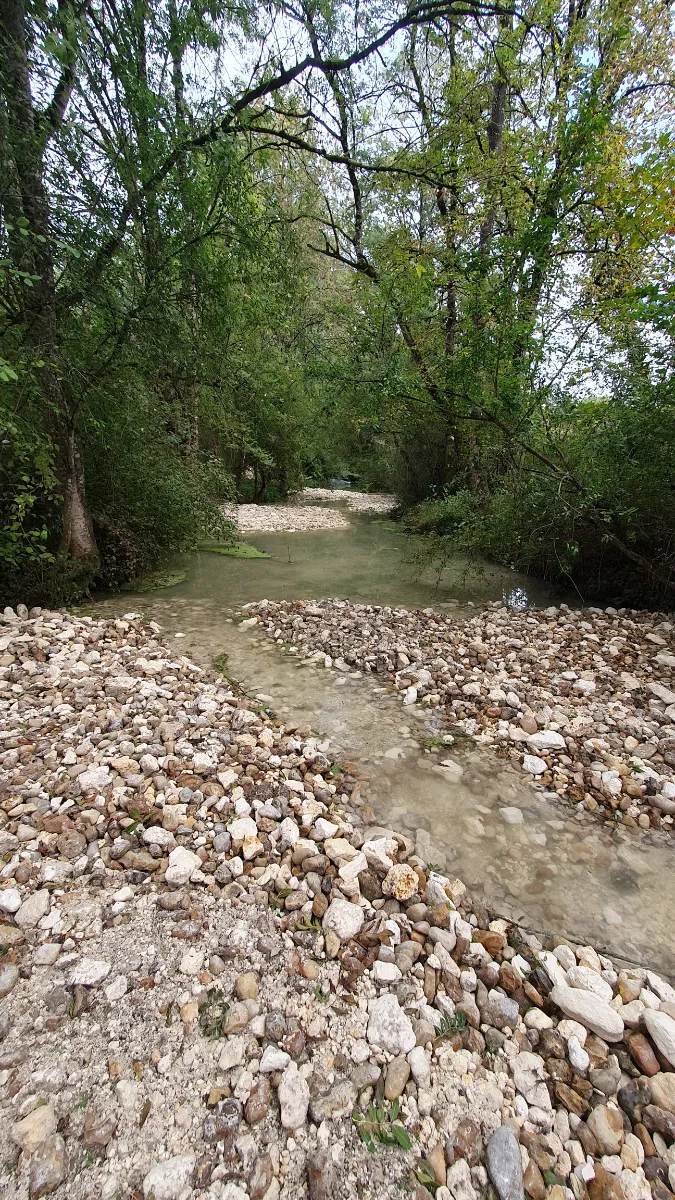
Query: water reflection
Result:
<box><xmin>504</xmin><ymin>586</ymin><xmax>531</xmax><ymax>610</ymax></box>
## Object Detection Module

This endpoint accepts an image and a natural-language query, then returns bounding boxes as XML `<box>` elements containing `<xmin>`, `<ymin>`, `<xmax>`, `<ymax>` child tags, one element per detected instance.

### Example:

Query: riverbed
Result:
<box><xmin>92</xmin><ymin>505</ymin><xmax>675</xmax><ymax>974</ymax></box>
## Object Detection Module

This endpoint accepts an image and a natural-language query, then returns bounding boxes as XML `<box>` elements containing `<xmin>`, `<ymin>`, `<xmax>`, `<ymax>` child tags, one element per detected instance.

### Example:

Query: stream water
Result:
<box><xmin>92</xmin><ymin>509</ymin><xmax>674</xmax><ymax>975</ymax></box>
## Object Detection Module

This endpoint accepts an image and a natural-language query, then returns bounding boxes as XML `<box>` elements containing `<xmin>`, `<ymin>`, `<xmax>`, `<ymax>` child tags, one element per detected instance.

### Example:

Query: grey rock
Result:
<box><xmin>143</xmin><ymin>1155</ymin><xmax>196</xmax><ymax>1200</ymax></box>
<box><xmin>484</xmin><ymin>990</ymin><xmax>520</xmax><ymax>1030</ymax></box>
<box><xmin>29</xmin><ymin>1134</ymin><xmax>66</xmax><ymax>1198</ymax></box>
<box><xmin>309</xmin><ymin>1079</ymin><xmax>357</xmax><ymax>1122</ymax></box>
<box><xmin>486</xmin><ymin>1127</ymin><xmax>525</xmax><ymax>1200</ymax></box>
<box><xmin>15</xmin><ymin>889</ymin><xmax>50</xmax><ymax>929</ymax></box>
<box><xmin>322</xmin><ymin>898</ymin><xmax>364</xmax><ymax>941</ymax></box>
<box><xmin>0</xmin><ymin>964</ymin><xmax>19</xmax><ymax>998</ymax></box>
<box><xmin>367</xmin><ymin>994</ymin><xmax>416</xmax><ymax>1055</ymax></box>
<box><xmin>644</xmin><ymin>1010</ymin><xmax>675</xmax><ymax>1069</ymax></box>
<box><xmin>278</xmin><ymin>1062</ymin><xmax>310</xmax><ymax>1129</ymax></box>
<box><xmin>550</xmin><ymin>982</ymin><xmax>624</xmax><ymax>1042</ymax></box>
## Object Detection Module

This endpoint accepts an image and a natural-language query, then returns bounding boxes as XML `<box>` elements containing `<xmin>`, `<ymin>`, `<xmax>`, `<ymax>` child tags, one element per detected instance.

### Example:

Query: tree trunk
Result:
<box><xmin>0</xmin><ymin>0</ymin><xmax>99</xmax><ymax>563</ymax></box>
<box><xmin>59</xmin><ymin>426</ymin><xmax>98</xmax><ymax>558</ymax></box>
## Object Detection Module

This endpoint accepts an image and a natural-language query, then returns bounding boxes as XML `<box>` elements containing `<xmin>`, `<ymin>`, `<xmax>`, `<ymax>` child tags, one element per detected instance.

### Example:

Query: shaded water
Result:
<box><xmin>93</xmin><ymin>585</ymin><xmax>675</xmax><ymax>977</ymax></box>
<box><xmin>169</xmin><ymin>513</ymin><xmax>565</xmax><ymax>609</ymax></box>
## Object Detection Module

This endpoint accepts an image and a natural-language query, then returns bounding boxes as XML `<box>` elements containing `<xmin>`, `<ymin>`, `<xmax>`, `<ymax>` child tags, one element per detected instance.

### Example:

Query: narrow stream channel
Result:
<box><xmin>91</xmin><ymin>510</ymin><xmax>674</xmax><ymax>976</ymax></box>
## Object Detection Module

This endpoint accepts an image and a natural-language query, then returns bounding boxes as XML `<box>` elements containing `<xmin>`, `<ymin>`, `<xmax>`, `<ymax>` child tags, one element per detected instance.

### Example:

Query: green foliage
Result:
<box><xmin>405</xmin><ymin>375</ymin><xmax>675</xmax><ymax>604</ymax></box>
<box><xmin>352</xmin><ymin>1099</ymin><xmax>412</xmax><ymax>1152</ymax></box>
<box><xmin>0</xmin><ymin>406</ymin><xmax>59</xmax><ymax>600</ymax></box>
<box><xmin>413</xmin><ymin>1160</ymin><xmax>441</xmax><ymax>1193</ymax></box>
<box><xmin>198</xmin><ymin>989</ymin><xmax>230</xmax><ymax>1039</ymax></box>
<box><xmin>435</xmin><ymin>1011</ymin><xmax>468</xmax><ymax>1039</ymax></box>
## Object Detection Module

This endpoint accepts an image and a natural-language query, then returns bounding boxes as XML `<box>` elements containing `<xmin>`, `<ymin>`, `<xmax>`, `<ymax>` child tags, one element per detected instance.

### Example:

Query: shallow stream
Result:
<box><xmin>93</xmin><ymin>508</ymin><xmax>674</xmax><ymax>974</ymax></box>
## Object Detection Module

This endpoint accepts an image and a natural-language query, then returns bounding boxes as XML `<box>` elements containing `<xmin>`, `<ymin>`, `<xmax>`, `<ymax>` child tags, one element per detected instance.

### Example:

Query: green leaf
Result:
<box><xmin>392</xmin><ymin>1124</ymin><xmax>412</xmax><ymax>1150</ymax></box>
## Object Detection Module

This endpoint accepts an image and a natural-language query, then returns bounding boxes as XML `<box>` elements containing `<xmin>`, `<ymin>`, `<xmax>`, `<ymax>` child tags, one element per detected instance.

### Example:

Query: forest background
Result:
<box><xmin>1</xmin><ymin>0</ymin><xmax>675</xmax><ymax>606</ymax></box>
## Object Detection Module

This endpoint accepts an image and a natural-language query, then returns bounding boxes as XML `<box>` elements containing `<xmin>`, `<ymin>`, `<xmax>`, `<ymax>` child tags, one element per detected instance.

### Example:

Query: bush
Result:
<box><xmin>404</xmin><ymin>386</ymin><xmax>675</xmax><ymax>607</ymax></box>
<box><xmin>87</xmin><ymin>448</ymin><xmax>235</xmax><ymax>589</ymax></box>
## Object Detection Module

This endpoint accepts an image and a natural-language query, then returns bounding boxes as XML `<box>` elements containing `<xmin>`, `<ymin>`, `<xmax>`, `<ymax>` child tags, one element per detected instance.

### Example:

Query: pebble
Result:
<box><xmin>644</xmin><ymin>1011</ymin><xmax>675</xmax><ymax>1069</ymax></box>
<box><xmin>550</xmin><ymin>983</ymin><xmax>625</xmax><ymax>1042</ymax></box>
<box><xmin>2</xmin><ymin>600</ymin><xmax>675</xmax><ymax>1200</ymax></box>
<box><xmin>278</xmin><ymin>1062</ymin><xmax>310</xmax><ymax>1129</ymax></box>
<box><xmin>68</xmin><ymin>959</ymin><xmax>111</xmax><ymax>987</ymax></box>
<box><xmin>15</xmin><ymin>889</ymin><xmax>50</xmax><ymax>928</ymax></box>
<box><xmin>486</xmin><ymin>1127</ymin><xmax>524</xmax><ymax>1200</ymax></box>
<box><xmin>367</xmin><ymin>994</ymin><xmax>416</xmax><ymax>1054</ymax></box>
<box><xmin>12</xmin><ymin>1104</ymin><xmax>57</xmax><ymax>1154</ymax></box>
<box><xmin>0</xmin><ymin>964</ymin><xmax>19</xmax><ymax>997</ymax></box>
<box><xmin>143</xmin><ymin>1155</ymin><xmax>197</xmax><ymax>1200</ymax></box>
<box><xmin>28</xmin><ymin>1134</ymin><xmax>66</xmax><ymax>1198</ymax></box>
<box><xmin>165</xmin><ymin>846</ymin><xmax>201</xmax><ymax>886</ymax></box>
<box><xmin>322</xmin><ymin>898</ymin><xmax>364</xmax><ymax>940</ymax></box>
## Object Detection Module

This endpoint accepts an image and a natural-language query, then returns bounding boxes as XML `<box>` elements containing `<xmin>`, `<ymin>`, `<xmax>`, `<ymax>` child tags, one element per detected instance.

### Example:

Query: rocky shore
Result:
<box><xmin>1</xmin><ymin>604</ymin><xmax>675</xmax><ymax>1200</ymax></box>
<box><xmin>241</xmin><ymin>600</ymin><xmax>675</xmax><ymax>834</ymax></box>
<box><xmin>225</xmin><ymin>506</ymin><xmax>351</xmax><ymax>533</ymax></box>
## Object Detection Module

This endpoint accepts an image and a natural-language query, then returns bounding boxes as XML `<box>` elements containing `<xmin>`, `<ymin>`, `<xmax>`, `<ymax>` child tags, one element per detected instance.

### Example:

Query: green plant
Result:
<box><xmin>352</xmin><ymin>1099</ymin><xmax>412</xmax><ymax>1152</ymax></box>
<box><xmin>298</xmin><ymin>914</ymin><xmax>322</xmax><ymax>931</ymax></box>
<box><xmin>413</xmin><ymin>1160</ymin><xmax>440</xmax><ymax>1193</ymax></box>
<box><xmin>198</xmin><ymin>988</ymin><xmax>230</xmax><ymax>1039</ymax></box>
<box><xmin>436</xmin><ymin>1011</ymin><xmax>467</xmax><ymax>1039</ymax></box>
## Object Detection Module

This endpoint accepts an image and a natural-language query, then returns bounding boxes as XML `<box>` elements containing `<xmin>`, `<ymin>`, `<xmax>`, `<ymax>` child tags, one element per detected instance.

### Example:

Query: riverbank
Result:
<box><xmin>1</xmin><ymin>605</ymin><xmax>675</xmax><ymax>1200</ymax></box>
<box><xmin>241</xmin><ymin>599</ymin><xmax>675</xmax><ymax>834</ymax></box>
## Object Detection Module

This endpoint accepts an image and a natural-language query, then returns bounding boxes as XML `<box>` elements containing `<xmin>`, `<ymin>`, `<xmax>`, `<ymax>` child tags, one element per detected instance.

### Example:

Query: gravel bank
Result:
<box><xmin>1</xmin><ymin>604</ymin><xmax>675</xmax><ymax>1200</ymax></box>
<box><xmin>297</xmin><ymin>490</ymin><xmax>398</xmax><ymax>514</ymax></box>
<box><xmin>224</xmin><ymin>506</ymin><xmax>350</xmax><ymax>533</ymax></box>
<box><xmin>242</xmin><ymin>599</ymin><xmax>675</xmax><ymax>833</ymax></box>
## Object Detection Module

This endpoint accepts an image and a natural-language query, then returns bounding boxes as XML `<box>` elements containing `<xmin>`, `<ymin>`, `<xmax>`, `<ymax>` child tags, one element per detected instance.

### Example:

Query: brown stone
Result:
<box><xmin>428</xmin><ymin>904</ymin><xmax>450</xmax><ymax>929</ymax></box>
<box><xmin>547</xmin><ymin>1059</ymin><xmax>573</xmax><ymax>1085</ymax></box>
<box><xmin>627</xmin><ymin>1034</ymin><xmax>661</xmax><ymax>1076</ymax></box>
<box><xmin>576</xmin><ymin>1123</ymin><xmax>600</xmax><ymax>1158</ymax></box>
<box><xmin>499</xmin><ymin>963</ymin><xmax>521</xmax><ymax>994</ymax></box>
<box><xmin>539</xmin><ymin>1029</ymin><xmax>566</xmax><ymax>1060</ymax></box>
<box><xmin>650</xmin><ymin>1181</ymin><xmax>675</xmax><ymax>1200</ymax></box>
<box><xmin>384</xmin><ymin>1056</ymin><xmax>410</xmax><ymax>1101</ymax></box>
<box><xmin>589</xmin><ymin>1163</ymin><xmax>625</xmax><ymax>1200</ymax></box>
<box><xmin>555</xmin><ymin>1082</ymin><xmax>590</xmax><ymax>1117</ymax></box>
<box><xmin>634</xmin><ymin>1123</ymin><xmax>657</xmax><ymax>1157</ymax></box>
<box><xmin>426</xmin><ymin>1142</ymin><xmax>446</xmax><ymax>1186</ymax></box>
<box><xmin>587</xmin><ymin>1105</ymin><xmax>624</xmax><ymax>1155</ymax></box>
<box><xmin>643</xmin><ymin>1158</ymin><xmax>670</xmax><ymax>1187</ymax></box>
<box><xmin>650</xmin><ymin>1073</ymin><xmax>675</xmax><ymax>1115</ymax></box>
<box><xmin>643</xmin><ymin>1104</ymin><xmax>675</xmax><ymax>1142</ymax></box>
<box><xmin>472</xmin><ymin>929</ymin><xmax>506</xmax><ymax>955</ymax></box>
<box><xmin>83</xmin><ymin>1107</ymin><xmax>118</xmax><ymax>1148</ymax></box>
<box><xmin>234</xmin><ymin>972</ymin><xmax>259</xmax><ymax>1001</ymax></box>
<box><xmin>249</xmin><ymin>1153</ymin><xmax>273</xmax><ymax>1200</ymax></box>
<box><xmin>523</xmin><ymin>1160</ymin><xmax>546</xmax><ymax>1200</ymax></box>
<box><xmin>0</xmin><ymin>925</ymin><xmax>24</xmax><ymax>947</ymax></box>
<box><xmin>519</xmin><ymin>1132</ymin><xmax>556</xmax><ymax>1173</ymax></box>
<box><xmin>307</xmin><ymin>1148</ymin><xmax>336</xmax><ymax>1200</ymax></box>
<box><xmin>56</xmin><ymin>829</ymin><xmax>87</xmax><ymax>860</ymax></box>
<box><xmin>618</xmin><ymin>973</ymin><xmax>642</xmax><ymax>1003</ymax></box>
<box><xmin>447</xmin><ymin>1119</ymin><xmax>483</xmax><ymax>1167</ymax></box>
<box><xmin>585</xmin><ymin>1035</ymin><xmax>609</xmax><ymax>1069</ymax></box>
